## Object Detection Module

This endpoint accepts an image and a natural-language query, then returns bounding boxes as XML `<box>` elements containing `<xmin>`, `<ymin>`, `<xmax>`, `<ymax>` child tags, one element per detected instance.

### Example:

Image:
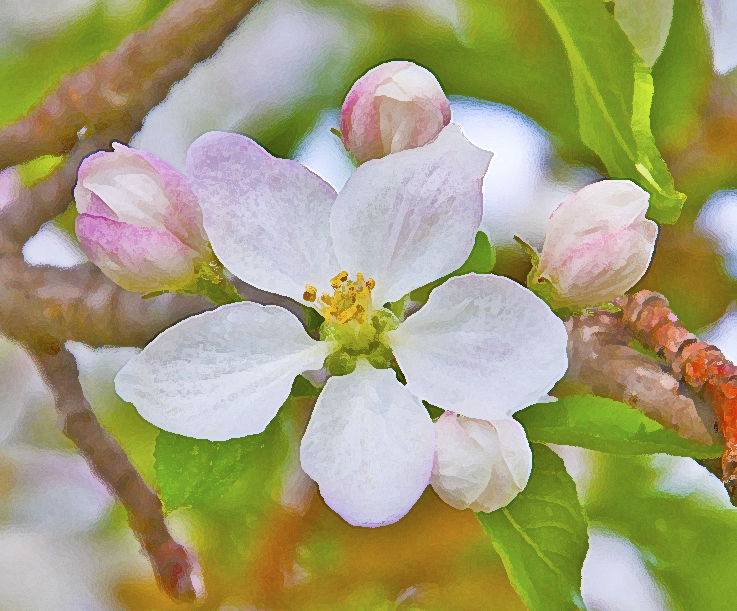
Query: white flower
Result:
<box><xmin>115</xmin><ymin>124</ymin><xmax>568</xmax><ymax>527</ymax></box>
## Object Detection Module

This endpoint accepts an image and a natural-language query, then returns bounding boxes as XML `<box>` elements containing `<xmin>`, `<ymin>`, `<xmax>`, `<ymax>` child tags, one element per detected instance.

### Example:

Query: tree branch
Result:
<box><xmin>0</xmin><ymin>0</ymin><xmax>259</xmax><ymax>172</ymax></box>
<box><xmin>34</xmin><ymin>346</ymin><xmax>198</xmax><ymax>602</ymax></box>
<box><xmin>616</xmin><ymin>291</ymin><xmax>737</xmax><ymax>496</ymax></box>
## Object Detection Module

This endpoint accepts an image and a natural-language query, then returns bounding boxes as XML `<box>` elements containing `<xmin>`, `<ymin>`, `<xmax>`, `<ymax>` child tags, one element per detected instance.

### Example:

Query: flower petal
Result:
<box><xmin>186</xmin><ymin>132</ymin><xmax>340</xmax><ymax>303</ymax></box>
<box><xmin>76</xmin><ymin>144</ymin><xmax>208</xmax><ymax>253</ymax></box>
<box><xmin>300</xmin><ymin>360</ymin><xmax>435</xmax><ymax>527</ymax></box>
<box><xmin>115</xmin><ymin>302</ymin><xmax>330</xmax><ymax>441</ymax></box>
<box><xmin>540</xmin><ymin>179</ymin><xmax>651</xmax><ymax>270</ymax></box>
<box><xmin>75</xmin><ymin>214</ymin><xmax>200</xmax><ymax>293</ymax></box>
<box><xmin>470</xmin><ymin>418</ymin><xmax>532</xmax><ymax>513</ymax></box>
<box><xmin>387</xmin><ymin>274</ymin><xmax>568</xmax><ymax>420</ymax></box>
<box><xmin>330</xmin><ymin>124</ymin><xmax>493</xmax><ymax>305</ymax></box>
<box><xmin>430</xmin><ymin>411</ymin><xmax>494</xmax><ymax>510</ymax></box>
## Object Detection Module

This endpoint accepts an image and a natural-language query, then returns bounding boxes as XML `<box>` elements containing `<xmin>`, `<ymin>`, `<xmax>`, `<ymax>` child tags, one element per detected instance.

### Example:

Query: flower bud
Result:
<box><xmin>74</xmin><ymin>143</ymin><xmax>210</xmax><ymax>293</ymax></box>
<box><xmin>340</xmin><ymin>61</ymin><xmax>451</xmax><ymax>164</ymax></box>
<box><xmin>431</xmin><ymin>412</ymin><xmax>532</xmax><ymax>513</ymax></box>
<box><xmin>535</xmin><ymin>180</ymin><xmax>658</xmax><ymax>308</ymax></box>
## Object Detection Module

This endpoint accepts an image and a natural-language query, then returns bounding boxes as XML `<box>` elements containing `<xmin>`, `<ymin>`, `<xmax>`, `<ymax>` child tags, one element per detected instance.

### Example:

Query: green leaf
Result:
<box><xmin>516</xmin><ymin>395</ymin><xmax>724</xmax><ymax>458</ymax></box>
<box><xmin>153</xmin><ymin>376</ymin><xmax>317</xmax><ymax>512</ymax></box>
<box><xmin>409</xmin><ymin>231</ymin><xmax>496</xmax><ymax>303</ymax></box>
<box><xmin>477</xmin><ymin>444</ymin><xmax>588</xmax><ymax>611</ymax></box>
<box><xmin>536</xmin><ymin>0</ymin><xmax>686</xmax><ymax>224</ymax></box>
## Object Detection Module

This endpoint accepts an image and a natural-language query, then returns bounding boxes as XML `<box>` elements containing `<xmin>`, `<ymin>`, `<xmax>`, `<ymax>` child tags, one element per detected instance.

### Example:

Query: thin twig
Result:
<box><xmin>34</xmin><ymin>346</ymin><xmax>198</xmax><ymax>602</ymax></box>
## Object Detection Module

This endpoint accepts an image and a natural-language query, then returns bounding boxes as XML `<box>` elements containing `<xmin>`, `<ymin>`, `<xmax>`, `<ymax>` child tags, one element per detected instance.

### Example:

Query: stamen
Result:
<box><xmin>303</xmin><ymin>285</ymin><xmax>317</xmax><ymax>302</ymax></box>
<box><xmin>336</xmin><ymin>304</ymin><xmax>359</xmax><ymax>325</ymax></box>
<box><xmin>331</xmin><ymin>271</ymin><xmax>349</xmax><ymax>289</ymax></box>
<box><xmin>321</xmin><ymin>293</ymin><xmax>333</xmax><ymax>305</ymax></box>
<box><xmin>366</xmin><ymin>278</ymin><xmax>375</xmax><ymax>290</ymax></box>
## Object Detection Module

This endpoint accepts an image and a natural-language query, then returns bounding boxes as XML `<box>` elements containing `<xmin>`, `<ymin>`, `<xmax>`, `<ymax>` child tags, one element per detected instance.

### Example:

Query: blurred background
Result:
<box><xmin>3</xmin><ymin>0</ymin><xmax>737</xmax><ymax>608</ymax></box>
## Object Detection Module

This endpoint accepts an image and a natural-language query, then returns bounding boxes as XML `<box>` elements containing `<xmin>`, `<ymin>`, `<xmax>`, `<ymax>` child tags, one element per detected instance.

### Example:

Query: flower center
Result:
<box><xmin>303</xmin><ymin>271</ymin><xmax>375</xmax><ymax>325</ymax></box>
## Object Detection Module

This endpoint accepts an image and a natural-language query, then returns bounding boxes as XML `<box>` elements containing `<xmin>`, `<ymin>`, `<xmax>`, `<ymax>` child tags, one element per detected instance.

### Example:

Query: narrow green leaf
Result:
<box><xmin>516</xmin><ymin>395</ymin><xmax>724</xmax><ymax>458</ymax></box>
<box><xmin>477</xmin><ymin>444</ymin><xmax>588</xmax><ymax>611</ymax></box>
<box><xmin>536</xmin><ymin>0</ymin><xmax>685</xmax><ymax>223</ymax></box>
<box><xmin>409</xmin><ymin>231</ymin><xmax>496</xmax><ymax>303</ymax></box>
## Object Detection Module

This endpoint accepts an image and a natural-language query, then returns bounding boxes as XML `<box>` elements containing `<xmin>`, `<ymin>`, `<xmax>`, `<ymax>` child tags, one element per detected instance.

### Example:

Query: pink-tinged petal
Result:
<box><xmin>116</xmin><ymin>302</ymin><xmax>331</xmax><ymax>441</ymax></box>
<box><xmin>300</xmin><ymin>361</ymin><xmax>435</xmax><ymax>527</ymax></box>
<box><xmin>387</xmin><ymin>274</ymin><xmax>568</xmax><ymax>420</ymax></box>
<box><xmin>75</xmin><ymin>145</ymin><xmax>207</xmax><ymax>253</ymax></box>
<box><xmin>537</xmin><ymin>180</ymin><xmax>658</xmax><ymax>307</ymax></box>
<box><xmin>330</xmin><ymin>124</ymin><xmax>492</xmax><ymax>305</ymax></box>
<box><xmin>341</xmin><ymin>61</ymin><xmax>451</xmax><ymax>164</ymax></box>
<box><xmin>546</xmin><ymin>227</ymin><xmax>656</xmax><ymax>306</ymax></box>
<box><xmin>111</xmin><ymin>143</ymin><xmax>208</xmax><ymax>253</ymax></box>
<box><xmin>186</xmin><ymin>131</ymin><xmax>340</xmax><ymax>304</ymax></box>
<box><xmin>75</xmin><ymin>214</ymin><xmax>201</xmax><ymax>293</ymax></box>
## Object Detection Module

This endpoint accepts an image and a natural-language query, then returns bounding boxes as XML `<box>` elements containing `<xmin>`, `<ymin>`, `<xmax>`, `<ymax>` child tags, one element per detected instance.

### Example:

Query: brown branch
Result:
<box><xmin>34</xmin><ymin>346</ymin><xmax>198</xmax><ymax>602</ymax></box>
<box><xmin>616</xmin><ymin>291</ymin><xmax>737</xmax><ymax>496</ymax></box>
<box><xmin>564</xmin><ymin>311</ymin><xmax>714</xmax><ymax>444</ymax></box>
<box><xmin>0</xmin><ymin>132</ymin><xmax>117</xmax><ymax>256</ymax></box>
<box><xmin>0</xmin><ymin>256</ymin><xmax>213</xmax><ymax>349</ymax></box>
<box><xmin>0</xmin><ymin>0</ymin><xmax>260</xmax><ymax>172</ymax></box>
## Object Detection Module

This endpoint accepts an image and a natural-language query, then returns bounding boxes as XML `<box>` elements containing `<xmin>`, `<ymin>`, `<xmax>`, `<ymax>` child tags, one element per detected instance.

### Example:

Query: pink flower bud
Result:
<box><xmin>340</xmin><ymin>61</ymin><xmax>451</xmax><ymax>164</ymax></box>
<box><xmin>536</xmin><ymin>180</ymin><xmax>659</xmax><ymax>308</ymax></box>
<box><xmin>431</xmin><ymin>412</ymin><xmax>532</xmax><ymax>513</ymax></box>
<box><xmin>74</xmin><ymin>143</ymin><xmax>210</xmax><ymax>293</ymax></box>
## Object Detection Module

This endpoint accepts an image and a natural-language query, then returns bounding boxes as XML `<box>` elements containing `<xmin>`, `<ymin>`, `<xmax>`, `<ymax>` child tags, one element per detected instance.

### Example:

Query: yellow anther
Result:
<box><xmin>303</xmin><ymin>285</ymin><xmax>317</xmax><ymax>302</ymax></box>
<box><xmin>331</xmin><ymin>271</ymin><xmax>349</xmax><ymax>289</ymax></box>
<box><xmin>336</xmin><ymin>304</ymin><xmax>359</xmax><ymax>324</ymax></box>
<box><xmin>356</xmin><ymin>272</ymin><xmax>365</xmax><ymax>285</ymax></box>
<box><xmin>321</xmin><ymin>293</ymin><xmax>333</xmax><ymax>305</ymax></box>
<box><xmin>366</xmin><ymin>278</ymin><xmax>375</xmax><ymax>290</ymax></box>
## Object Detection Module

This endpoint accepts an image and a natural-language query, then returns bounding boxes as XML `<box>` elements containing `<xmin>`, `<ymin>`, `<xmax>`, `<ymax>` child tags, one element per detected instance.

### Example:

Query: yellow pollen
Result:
<box><xmin>303</xmin><ymin>285</ymin><xmax>317</xmax><ymax>302</ymax></box>
<box><xmin>331</xmin><ymin>271</ymin><xmax>349</xmax><ymax>289</ymax></box>
<box><xmin>305</xmin><ymin>272</ymin><xmax>374</xmax><ymax>324</ymax></box>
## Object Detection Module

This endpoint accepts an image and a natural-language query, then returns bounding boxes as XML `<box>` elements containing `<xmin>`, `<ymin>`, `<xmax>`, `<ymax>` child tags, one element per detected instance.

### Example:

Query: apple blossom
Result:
<box><xmin>533</xmin><ymin>180</ymin><xmax>659</xmax><ymax>309</ymax></box>
<box><xmin>340</xmin><ymin>61</ymin><xmax>451</xmax><ymax>164</ymax></box>
<box><xmin>74</xmin><ymin>143</ymin><xmax>210</xmax><ymax>293</ymax></box>
<box><xmin>431</xmin><ymin>412</ymin><xmax>532</xmax><ymax>512</ymax></box>
<box><xmin>114</xmin><ymin>124</ymin><xmax>569</xmax><ymax>527</ymax></box>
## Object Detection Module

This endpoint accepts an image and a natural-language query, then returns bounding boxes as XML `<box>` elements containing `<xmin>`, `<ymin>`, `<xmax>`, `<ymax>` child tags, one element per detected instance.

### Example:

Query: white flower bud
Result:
<box><xmin>340</xmin><ymin>61</ymin><xmax>451</xmax><ymax>164</ymax></box>
<box><xmin>535</xmin><ymin>180</ymin><xmax>658</xmax><ymax>308</ymax></box>
<box><xmin>431</xmin><ymin>412</ymin><xmax>532</xmax><ymax>513</ymax></box>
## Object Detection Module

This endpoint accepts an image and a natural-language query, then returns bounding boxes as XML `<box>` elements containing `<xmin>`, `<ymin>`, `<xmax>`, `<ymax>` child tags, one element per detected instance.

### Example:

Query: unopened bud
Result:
<box><xmin>74</xmin><ymin>144</ymin><xmax>210</xmax><ymax>293</ymax></box>
<box><xmin>535</xmin><ymin>180</ymin><xmax>658</xmax><ymax>308</ymax></box>
<box><xmin>340</xmin><ymin>61</ymin><xmax>451</xmax><ymax>164</ymax></box>
<box><xmin>431</xmin><ymin>412</ymin><xmax>532</xmax><ymax>513</ymax></box>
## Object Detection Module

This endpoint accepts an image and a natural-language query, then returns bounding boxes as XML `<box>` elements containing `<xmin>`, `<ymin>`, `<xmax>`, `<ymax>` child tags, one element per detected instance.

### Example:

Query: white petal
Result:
<box><xmin>387</xmin><ymin>274</ymin><xmax>568</xmax><ymax>420</ymax></box>
<box><xmin>300</xmin><ymin>360</ymin><xmax>435</xmax><ymax>527</ymax></box>
<box><xmin>115</xmin><ymin>302</ymin><xmax>330</xmax><ymax>441</ymax></box>
<box><xmin>430</xmin><ymin>412</ymin><xmax>494</xmax><ymax>510</ymax></box>
<box><xmin>330</xmin><ymin>124</ymin><xmax>493</xmax><ymax>305</ymax></box>
<box><xmin>541</xmin><ymin>180</ymin><xmax>650</xmax><ymax>269</ymax></box>
<box><xmin>186</xmin><ymin>132</ymin><xmax>340</xmax><ymax>303</ymax></box>
<box><xmin>470</xmin><ymin>418</ymin><xmax>532</xmax><ymax>513</ymax></box>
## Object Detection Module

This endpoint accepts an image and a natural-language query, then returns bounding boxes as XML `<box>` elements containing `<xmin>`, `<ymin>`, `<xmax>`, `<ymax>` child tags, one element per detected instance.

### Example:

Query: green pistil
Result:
<box><xmin>321</xmin><ymin>309</ymin><xmax>399</xmax><ymax>375</ymax></box>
